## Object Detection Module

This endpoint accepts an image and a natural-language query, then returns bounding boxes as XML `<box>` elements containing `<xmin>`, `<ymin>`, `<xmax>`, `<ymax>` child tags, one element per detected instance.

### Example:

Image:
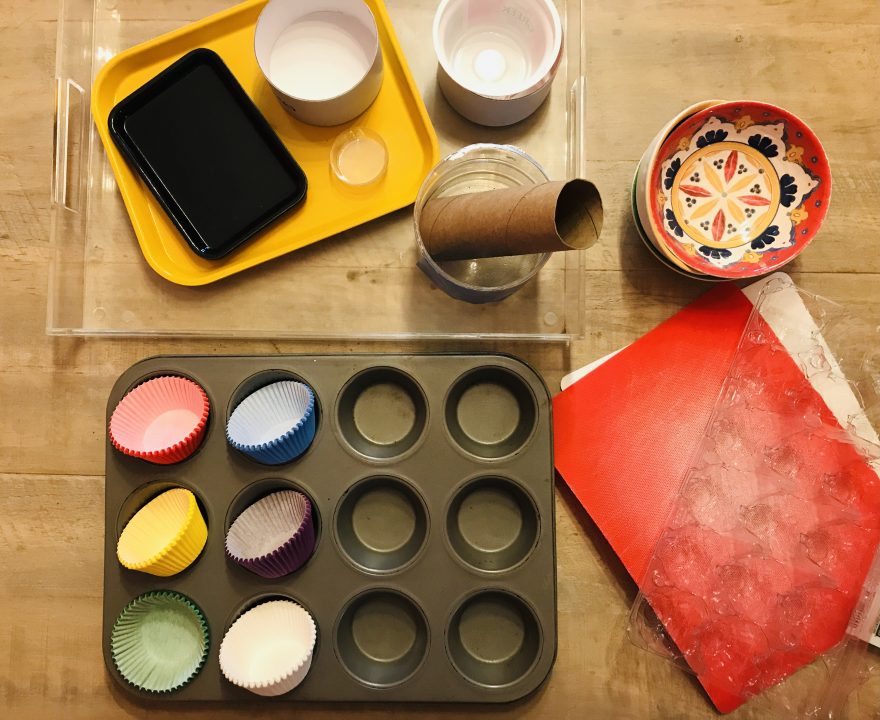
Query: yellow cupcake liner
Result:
<box><xmin>117</xmin><ymin>488</ymin><xmax>208</xmax><ymax>576</ymax></box>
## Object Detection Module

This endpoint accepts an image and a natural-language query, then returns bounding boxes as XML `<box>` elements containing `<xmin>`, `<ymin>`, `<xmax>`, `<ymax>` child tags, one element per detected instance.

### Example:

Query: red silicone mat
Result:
<box><xmin>554</xmin><ymin>284</ymin><xmax>752</xmax><ymax>583</ymax></box>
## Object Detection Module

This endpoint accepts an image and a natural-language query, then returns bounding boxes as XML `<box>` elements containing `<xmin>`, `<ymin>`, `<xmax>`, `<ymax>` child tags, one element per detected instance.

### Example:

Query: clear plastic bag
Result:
<box><xmin>628</xmin><ymin>275</ymin><xmax>880</xmax><ymax>716</ymax></box>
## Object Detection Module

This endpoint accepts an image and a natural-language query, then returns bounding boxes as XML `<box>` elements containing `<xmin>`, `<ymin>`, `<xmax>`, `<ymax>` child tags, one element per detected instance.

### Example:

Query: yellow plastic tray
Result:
<box><xmin>92</xmin><ymin>0</ymin><xmax>439</xmax><ymax>286</ymax></box>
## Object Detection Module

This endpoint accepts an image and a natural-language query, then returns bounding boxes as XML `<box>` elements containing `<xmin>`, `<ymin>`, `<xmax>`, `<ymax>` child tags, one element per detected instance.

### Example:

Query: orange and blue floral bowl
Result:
<box><xmin>635</xmin><ymin>101</ymin><xmax>831</xmax><ymax>280</ymax></box>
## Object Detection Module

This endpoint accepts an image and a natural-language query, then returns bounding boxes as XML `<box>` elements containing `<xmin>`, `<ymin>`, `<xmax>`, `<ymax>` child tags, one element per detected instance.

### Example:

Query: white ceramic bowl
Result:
<box><xmin>433</xmin><ymin>0</ymin><xmax>563</xmax><ymax>127</ymax></box>
<box><xmin>634</xmin><ymin>100</ymin><xmax>724</xmax><ymax>273</ymax></box>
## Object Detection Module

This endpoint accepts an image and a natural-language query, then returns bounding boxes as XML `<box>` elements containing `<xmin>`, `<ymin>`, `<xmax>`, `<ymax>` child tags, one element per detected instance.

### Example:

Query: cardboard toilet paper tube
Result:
<box><xmin>419</xmin><ymin>179</ymin><xmax>603</xmax><ymax>262</ymax></box>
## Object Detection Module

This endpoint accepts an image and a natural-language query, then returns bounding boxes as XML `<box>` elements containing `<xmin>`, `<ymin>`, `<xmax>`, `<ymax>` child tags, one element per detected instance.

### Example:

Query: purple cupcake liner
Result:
<box><xmin>225</xmin><ymin>490</ymin><xmax>316</xmax><ymax>579</ymax></box>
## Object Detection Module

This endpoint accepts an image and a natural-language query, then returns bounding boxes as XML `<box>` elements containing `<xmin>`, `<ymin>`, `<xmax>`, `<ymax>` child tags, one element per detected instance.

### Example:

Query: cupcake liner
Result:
<box><xmin>111</xmin><ymin>590</ymin><xmax>210</xmax><ymax>693</ymax></box>
<box><xmin>109</xmin><ymin>375</ymin><xmax>210</xmax><ymax>464</ymax></box>
<box><xmin>226</xmin><ymin>381</ymin><xmax>316</xmax><ymax>465</ymax></box>
<box><xmin>219</xmin><ymin>599</ymin><xmax>317</xmax><ymax>696</ymax></box>
<box><xmin>225</xmin><ymin>490</ymin><xmax>316</xmax><ymax>578</ymax></box>
<box><xmin>117</xmin><ymin>488</ymin><xmax>208</xmax><ymax>576</ymax></box>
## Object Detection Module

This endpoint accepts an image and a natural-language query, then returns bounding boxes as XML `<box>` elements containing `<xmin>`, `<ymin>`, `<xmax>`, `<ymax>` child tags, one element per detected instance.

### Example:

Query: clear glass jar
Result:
<box><xmin>413</xmin><ymin>143</ymin><xmax>551</xmax><ymax>303</ymax></box>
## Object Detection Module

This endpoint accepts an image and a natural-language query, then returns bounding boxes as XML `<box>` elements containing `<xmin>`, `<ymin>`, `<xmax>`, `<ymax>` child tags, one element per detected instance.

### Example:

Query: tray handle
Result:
<box><xmin>52</xmin><ymin>76</ymin><xmax>86</xmax><ymax>212</ymax></box>
<box><xmin>567</xmin><ymin>75</ymin><xmax>587</xmax><ymax>180</ymax></box>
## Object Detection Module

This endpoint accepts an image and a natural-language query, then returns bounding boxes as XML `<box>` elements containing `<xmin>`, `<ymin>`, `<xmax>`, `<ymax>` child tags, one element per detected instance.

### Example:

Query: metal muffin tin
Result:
<box><xmin>102</xmin><ymin>354</ymin><xmax>557</xmax><ymax>702</ymax></box>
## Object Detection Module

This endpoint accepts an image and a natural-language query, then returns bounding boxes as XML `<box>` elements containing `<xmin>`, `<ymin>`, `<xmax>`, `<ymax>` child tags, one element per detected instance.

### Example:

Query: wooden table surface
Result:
<box><xmin>2</xmin><ymin>0</ymin><xmax>879</xmax><ymax>717</ymax></box>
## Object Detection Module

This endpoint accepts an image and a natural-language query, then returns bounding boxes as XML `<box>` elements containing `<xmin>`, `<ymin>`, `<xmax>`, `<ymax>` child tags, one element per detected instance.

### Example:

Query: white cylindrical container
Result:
<box><xmin>255</xmin><ymin>0</ymin><xmax>384</xmax><ymax>127</ymax></box>
<box><xmin>432</xmin><ymin>0</ymin><xmax>563</xmax><ymax>127</ymax></box>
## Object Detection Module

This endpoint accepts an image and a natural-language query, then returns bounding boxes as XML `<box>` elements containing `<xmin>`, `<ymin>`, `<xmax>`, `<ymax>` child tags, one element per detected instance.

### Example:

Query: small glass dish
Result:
<box><xmin>330</xmin><ymin>128</ymin><xmax>389</xmax><ymax>188</ymax></box>
<box><xmin>413</xmin><ymin>144</ymin><xmax>551</xmax><ymax>303</ymax></box>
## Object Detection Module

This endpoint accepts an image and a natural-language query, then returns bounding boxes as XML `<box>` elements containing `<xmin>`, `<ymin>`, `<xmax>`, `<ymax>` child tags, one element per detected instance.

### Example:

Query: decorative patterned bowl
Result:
<box><xmin>647</xmin><ymin>101</ymin><xmax>830</xmax><ymax>279</ymax></box>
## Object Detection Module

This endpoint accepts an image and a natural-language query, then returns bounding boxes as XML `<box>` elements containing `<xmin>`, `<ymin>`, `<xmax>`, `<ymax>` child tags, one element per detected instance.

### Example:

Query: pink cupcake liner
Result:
<box><xmin>109</xmin><ymin>376</ymin><xmax>210</xmax><ymax>464</ymax></box>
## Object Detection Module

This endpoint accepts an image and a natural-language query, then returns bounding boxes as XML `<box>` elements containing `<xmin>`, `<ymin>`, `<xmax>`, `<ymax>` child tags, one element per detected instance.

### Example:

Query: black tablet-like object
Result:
<box><xmin>108</xmin><ymin>48</ymin><xmax>307</xmax><ymax>260</ymax></box>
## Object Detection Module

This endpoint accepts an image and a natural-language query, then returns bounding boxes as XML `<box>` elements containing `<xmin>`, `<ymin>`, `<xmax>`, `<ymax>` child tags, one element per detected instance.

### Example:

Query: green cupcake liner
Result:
<box><xmin>110</xmin><ymin>590</ymin><xmax>210</xmax><ymax>693</ymax></box>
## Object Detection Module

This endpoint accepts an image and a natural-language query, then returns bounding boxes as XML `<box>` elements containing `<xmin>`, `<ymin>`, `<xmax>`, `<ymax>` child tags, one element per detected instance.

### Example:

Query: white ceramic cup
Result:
<box><xmin>432</xmin><ymin>0</ymin><xmax>563</xmax><ymax>127</ymax></box>
<box><xmin>255</xmin><ymin>0</ymin><xmax>384</xmax><ymax>127</ymax></box>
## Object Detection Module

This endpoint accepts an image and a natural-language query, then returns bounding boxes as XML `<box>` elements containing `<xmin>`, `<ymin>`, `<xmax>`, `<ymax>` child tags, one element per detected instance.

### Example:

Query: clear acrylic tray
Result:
<box><xmin>49</xmin><ymin>0</ymin><xmax>587</xmax><ymax>340</ymax></box>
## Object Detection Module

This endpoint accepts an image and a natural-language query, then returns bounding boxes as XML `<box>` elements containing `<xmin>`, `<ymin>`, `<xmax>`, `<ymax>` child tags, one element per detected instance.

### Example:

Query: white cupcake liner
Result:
<box><xmin>227</xmin><ymin>381</ymin><xmax>316</xmax><ymax>465</ymax></box>
<box><xmin>219</xmin><ymin>599</ymin><xmax>317</xmax><ymax>696</ymax></box>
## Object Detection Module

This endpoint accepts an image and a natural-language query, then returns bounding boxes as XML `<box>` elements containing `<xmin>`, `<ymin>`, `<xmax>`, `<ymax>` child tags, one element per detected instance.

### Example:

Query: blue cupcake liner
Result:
<box><xmin>227</xmin><ymin>381</ymin><xmax>317</xmax><ymax>465</ymax></box>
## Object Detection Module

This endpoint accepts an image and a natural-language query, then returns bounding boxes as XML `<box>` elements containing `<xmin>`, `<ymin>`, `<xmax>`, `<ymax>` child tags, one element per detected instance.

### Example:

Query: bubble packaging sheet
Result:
<box><xmin>628</xmin><ymin>277</ymin><xmax>880</xmax><ymax>714</ymax></box>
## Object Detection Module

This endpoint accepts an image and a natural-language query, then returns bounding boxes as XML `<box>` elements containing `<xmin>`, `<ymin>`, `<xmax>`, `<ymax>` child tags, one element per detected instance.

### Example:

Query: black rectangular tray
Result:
<box><xmin>103</xmin><ymin>353</ymin><xmax>556</xmax><ymax>702</ymax></box>
<box><xmin>108</xmin><ymin>48</ymin><xmax>307</xmax><ymax>260</ymax></box>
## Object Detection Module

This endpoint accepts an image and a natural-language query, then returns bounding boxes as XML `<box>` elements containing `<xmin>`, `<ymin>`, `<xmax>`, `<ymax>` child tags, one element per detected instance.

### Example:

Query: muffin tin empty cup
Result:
<box><xmin>117</xmin><ymin>487</ymin><xmax>208</xmax><ymax>577</ymax></box>
<box><xmin>254</xmin><ymin>0</ymin><xmax>384</xmax><ymax>126</ymax></box>
<box><xmin>445</xmin><ymin>367</ymin><xmax>537</xmax><ymax>458</ymax></box>
<box><xmin>109</xmin><ymin>375</ymin><xmax>210</xmax><ymax>464</ymax></box>
<box><xmin>447</xmin><ymin>590</ymin><xmax>542</xmax><ymax>687</ymax></box>
<box><xmin>225</xmin><ymin>490</ymin><xmax>316</xmax><ymax>578</ymax></box>
<box><xmin>110</xmin><ymin>591</ymin><xmax>210</xmax><ymax>693</ymax></box>
<box><xmin>433</xmin><ymin>0</ymin><xmax>563</xmax><ymax>127</ymax></box>
<box><xmin>447</xmin><ymin>477</ymin><xmax>539</xmax><ymax>572</ymax></box>
<box><xmin>336</xmin><ymin>476</ymin><xmax>428</xmax><ymax>573</ymax></box>
<box><xmin>335</xmin><ymin>589</ymin><xmax>429</xmax><ymax>687</ymax></box>
<box><xmin>219</xmin><ymin>599</ymin><xmax>317</xmax><ymax>696</ymax></box>
<box><xmin>227</xmin><ymin>380</ymin><xmax>317</xmax><ymax>465</ymax></box>
<box><xmin>337</xmin><ymin>368</ymin><xmax>427</xmax><ymax>459</ymax></box>
<box><xmin>414</xmin><ymin>144</ymin><xmax>552</xmax><ymax>303</ymax></box>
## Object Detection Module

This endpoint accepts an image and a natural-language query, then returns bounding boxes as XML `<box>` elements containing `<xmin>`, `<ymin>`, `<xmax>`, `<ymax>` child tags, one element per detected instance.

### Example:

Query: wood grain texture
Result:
<box><xmin>1</xmin><ymin>0</ymin><xmax>879</xmax><ymax>717</ymax></box>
